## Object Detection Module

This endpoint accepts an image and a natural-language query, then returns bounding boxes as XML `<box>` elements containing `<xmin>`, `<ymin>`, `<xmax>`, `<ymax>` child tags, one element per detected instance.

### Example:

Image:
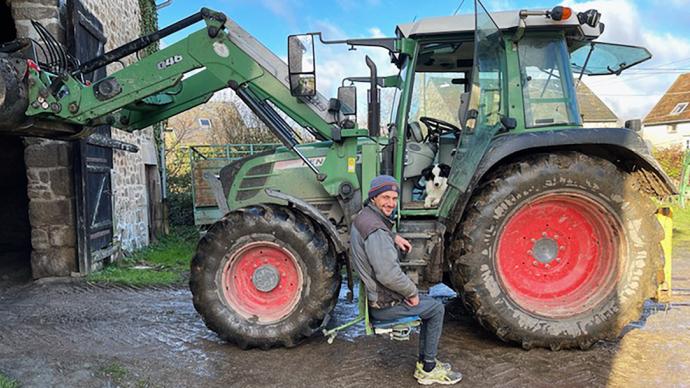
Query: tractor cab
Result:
<box><xmin>390</xmin><ymin>5</ymin><xmax>653</xmax><ymax>215</ymax></box>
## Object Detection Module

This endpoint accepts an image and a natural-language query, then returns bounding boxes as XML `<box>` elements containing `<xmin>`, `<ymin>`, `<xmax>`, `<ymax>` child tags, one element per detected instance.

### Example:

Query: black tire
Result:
<box><xmin>190</xmin><ymin>204</ymin><xmax>340</xmax><ymax>349</ymax></box>
<box><xmin>449</xmin><ymin>152</ymin><xmax>663</xmax><ymax>350</ymax></box>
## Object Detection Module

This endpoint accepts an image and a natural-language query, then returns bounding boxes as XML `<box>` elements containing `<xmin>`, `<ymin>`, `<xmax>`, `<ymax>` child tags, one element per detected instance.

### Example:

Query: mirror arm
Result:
<box><xmin>342</xmin><ymin>76</ymin><xmax>385</xmax><ymax>87</ymax></box>
<box><xmin>308</xmin><ymin>32</ymin><xmax>398</xmax><ymax>53</ymax></box>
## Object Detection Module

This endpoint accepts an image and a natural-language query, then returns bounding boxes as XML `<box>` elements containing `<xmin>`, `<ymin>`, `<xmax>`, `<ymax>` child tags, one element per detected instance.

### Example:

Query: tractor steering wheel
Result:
<box><xmin>419</xmin><ymin>116</ymin><xmax>461</xmax><ymax>141</ymax></box>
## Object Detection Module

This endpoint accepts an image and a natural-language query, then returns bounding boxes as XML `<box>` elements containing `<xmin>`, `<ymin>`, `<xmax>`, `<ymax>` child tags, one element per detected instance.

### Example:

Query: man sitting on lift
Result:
<box><xmin>350</xmin><ymin>175</ymin><xmax>463</xmax><ymax>385</ymax></box>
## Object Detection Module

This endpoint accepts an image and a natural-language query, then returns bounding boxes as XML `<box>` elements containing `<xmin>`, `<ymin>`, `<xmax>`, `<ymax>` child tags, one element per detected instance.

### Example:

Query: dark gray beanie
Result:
<box><xmin>368</xmin><ymin>175</ymin><xmax>399</xmax><ymax>200</ymax></box>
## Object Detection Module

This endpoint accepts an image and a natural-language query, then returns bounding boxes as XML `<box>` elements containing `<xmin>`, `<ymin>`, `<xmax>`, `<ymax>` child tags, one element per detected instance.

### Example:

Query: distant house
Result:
<box><xmin>643</xmin><ymin>73</ymin><xmax>690</xmax><ymax>149</ymax></box>
<box><xmin>167</xmin><ymin>103</ymin><xmax>222</xmax><ymax>146</ymax></box>
<box><xmin>576</xmin><ymin>82</ymin><xmax>619</xmax><ymax>128</ymax></box>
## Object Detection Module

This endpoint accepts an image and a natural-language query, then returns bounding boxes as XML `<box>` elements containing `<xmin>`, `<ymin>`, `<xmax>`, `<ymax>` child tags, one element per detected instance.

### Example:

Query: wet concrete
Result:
<box><xmin>1</xmin><ymin>248</ymin><xmax>689</xmax><ymax>388</ymax></box>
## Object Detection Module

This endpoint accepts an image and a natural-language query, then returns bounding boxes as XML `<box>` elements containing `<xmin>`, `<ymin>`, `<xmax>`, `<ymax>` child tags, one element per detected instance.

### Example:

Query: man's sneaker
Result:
<box><xmin>414</xmin><ymin>359</ymin><xmax>452</xmax><ymax>380</ymax></box>
<box><xmin>415</xmin><ymin>363</ymin><xmax>463</xmax><ymax>385</ymax></box>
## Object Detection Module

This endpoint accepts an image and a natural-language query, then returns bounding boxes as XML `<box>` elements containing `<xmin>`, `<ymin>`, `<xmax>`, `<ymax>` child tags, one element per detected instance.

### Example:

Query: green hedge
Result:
<box><xmin>653</xmin><ymin>145</ymin><xmax>684</xmax><ymax>182</ymax></box>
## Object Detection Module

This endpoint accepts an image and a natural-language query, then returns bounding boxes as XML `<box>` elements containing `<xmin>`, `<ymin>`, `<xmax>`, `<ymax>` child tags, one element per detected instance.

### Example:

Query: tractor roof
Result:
<box><xmin>396</xmin><ymin>9</ymin><xmax>603</xmax><ymax>40</ymax></box>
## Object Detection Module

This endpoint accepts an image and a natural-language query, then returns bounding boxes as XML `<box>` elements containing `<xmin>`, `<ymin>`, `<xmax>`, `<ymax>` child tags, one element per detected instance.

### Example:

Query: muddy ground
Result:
<box><xmin>1</xmin><ymin>246</ymin><xmax>689</xmax><ymax>388</ymax></box>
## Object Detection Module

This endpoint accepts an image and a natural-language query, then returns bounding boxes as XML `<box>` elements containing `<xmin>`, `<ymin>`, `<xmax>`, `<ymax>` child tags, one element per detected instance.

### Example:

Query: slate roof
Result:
<box><xmin>643</xmin><ymin>73</ymin><xmax>690</xmax><ymax>125</ymax></box>
<box><xmin>576</xmin><ymin>82</ymin><xmax>618</xmax><ymax>123</ymax></box>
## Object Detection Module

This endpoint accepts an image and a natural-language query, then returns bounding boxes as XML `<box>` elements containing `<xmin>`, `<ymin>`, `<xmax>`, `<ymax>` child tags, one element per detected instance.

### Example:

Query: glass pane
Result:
<box><xmin>287</xmin><ymin>35</ymin><xmax>314</xmax><ymax>73</ymax></box>
<box><xmin>289</xmin><ymin>74</ymin><xmax>316</xmax><ymax>96</ymax></box>
<box><xmin>408</xmin><ymin>72</ymin><xmax>464</xmax><ymax>130</ymax></box>
<box><xmin>571</xmin><ymin>42</ymin><xmax>651</xmax><ymax>76</ymax></box>
<box><xmin>337</xmin><ymin>86</ymin><xmax>357</xmax><ymax>115</ymax></box>
<box><xmin>519</xmin><ymin>37</ymin><xmax>579</xmax><ymax>128</ymax></box>
<box><xmin>470</xmin><ymin>0</ymin><xmax>506</xmax><ymax>132</ymax></box>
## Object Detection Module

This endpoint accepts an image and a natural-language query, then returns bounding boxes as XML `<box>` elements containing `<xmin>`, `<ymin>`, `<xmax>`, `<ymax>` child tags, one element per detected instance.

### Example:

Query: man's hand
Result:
<box><xmin>394</xmin><ymin>234</ymin><xmax>412</xmax><ymax>253</ymax></box>
<box><xmin>405</xmin><ymin>294</ymin><xmax>420</xmax><ymax>307</ymax></box>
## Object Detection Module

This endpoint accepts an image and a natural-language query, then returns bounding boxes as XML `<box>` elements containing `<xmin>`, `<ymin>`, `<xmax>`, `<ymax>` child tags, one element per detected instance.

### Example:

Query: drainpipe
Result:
<box><xmin>160</xmin><ymin>127</ymin><xmax>170</xmax><ymax>234</ymax></box>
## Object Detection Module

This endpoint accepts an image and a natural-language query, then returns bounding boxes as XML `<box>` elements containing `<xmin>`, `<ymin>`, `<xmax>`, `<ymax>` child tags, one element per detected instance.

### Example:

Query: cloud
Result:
<box><xmin>258</xmin><ymin>0</ymin><xmax>300</xmax><ymax>29</ymax></box>
<box><xmin>368</xmin><ymin>27</ymin><xmax>386</xmax><ymax>38</ymax></box>
<box><xmin>563</xmin><ymin>0</ymin><xmax>690</xmax><ymax>120</ymax></box>
<box><xmin>307</xmin><ymin>20</ymin><xmax>399</xmax><ymax>124</ymax></box>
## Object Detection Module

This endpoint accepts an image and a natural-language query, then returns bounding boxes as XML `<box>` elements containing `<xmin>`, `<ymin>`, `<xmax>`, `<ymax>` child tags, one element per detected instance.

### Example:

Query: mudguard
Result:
<box><xmin>264</xmin><ymin>188</ymin><xmax>348</xmax><ymax>255</ymax></box>
<box><xmin>445</xmin><ymin>127</ymin><xmax>677</xmax><ymax>232</ymax></box>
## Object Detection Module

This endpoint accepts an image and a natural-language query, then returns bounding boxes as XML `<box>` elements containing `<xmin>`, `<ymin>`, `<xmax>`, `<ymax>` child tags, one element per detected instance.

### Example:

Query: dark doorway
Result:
<box><xmin>0</xmin><ymin>2</ymin><xmax>17</xmax><ymax>43</ymax></box>
<box><xmin>0</xmin><ymin>137</ymin><xmax>32</xmax><ymax>283</ymax></box>
<box><xmin>0</xmin><ymin>9</ymin><xmax>28</xmax><ymax>284</ymax></box>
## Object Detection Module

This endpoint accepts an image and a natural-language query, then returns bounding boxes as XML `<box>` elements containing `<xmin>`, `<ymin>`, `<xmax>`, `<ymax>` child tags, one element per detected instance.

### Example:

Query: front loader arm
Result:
<box><xmin>23</xmin><ymin>8</ymin><xmax>336</xmax><ymax>139</ymax></box>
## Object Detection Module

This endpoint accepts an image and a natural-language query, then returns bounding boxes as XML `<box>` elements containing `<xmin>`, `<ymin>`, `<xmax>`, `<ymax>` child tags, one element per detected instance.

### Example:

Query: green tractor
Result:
<box><xmin>0</xmin><ymin>2</ymin><xmax>675</xmax><ymax>350</ymax></box>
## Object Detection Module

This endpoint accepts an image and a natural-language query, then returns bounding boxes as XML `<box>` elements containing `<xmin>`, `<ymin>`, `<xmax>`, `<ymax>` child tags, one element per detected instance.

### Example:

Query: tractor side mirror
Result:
<box><xmin>287</xmin><ymin>34</ymin><xmax>316</xmax><ymax>97</ymax></box>
<box><xmin>337</xmin><ymin>86</ymin><xmax>357</xmax><ymax>117</ymax></box>
<box><xmin>625</xmin><ymin>119</ymin><xmax>642</xmax><ymax>132</ymax></box>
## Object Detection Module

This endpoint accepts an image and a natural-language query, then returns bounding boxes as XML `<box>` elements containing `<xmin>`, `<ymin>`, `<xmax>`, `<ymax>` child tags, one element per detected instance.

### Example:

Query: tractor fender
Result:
<box><xmin>264</xmin><ymin>188</ymin><xmax>348</xmax><ymax>255</ymax></box>
<box><xmin>445</xmin><ymin>127</ymin><xmax>677</xmax><ymax>232</ymax></box>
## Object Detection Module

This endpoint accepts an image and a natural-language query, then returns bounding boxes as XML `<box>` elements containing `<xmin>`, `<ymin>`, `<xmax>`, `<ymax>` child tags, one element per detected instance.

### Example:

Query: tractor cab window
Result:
<box><xmin>401</xmin><ymin>40</ymin><xmax>472</xmax><ymax>208</ymax></box>
<box><xmin>518</xmin><ymin>37</ymin><xmax>580</xmax><ymax>128</ymax></box>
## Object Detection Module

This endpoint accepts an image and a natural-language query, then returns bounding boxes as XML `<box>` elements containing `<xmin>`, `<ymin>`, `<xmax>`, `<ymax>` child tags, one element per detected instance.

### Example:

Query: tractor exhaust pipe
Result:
<box><xmin>365</xmin><ymin>55</ymin><xmax>380</xmax><ymax>137</ymax></box>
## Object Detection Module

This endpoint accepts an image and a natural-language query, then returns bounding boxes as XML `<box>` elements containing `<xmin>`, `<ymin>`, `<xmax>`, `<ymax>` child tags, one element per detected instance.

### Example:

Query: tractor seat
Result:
<box><xmin>371</xmin><ymin>315</ymin><xmax>421</xmax><ymax>329</ymax></box>
<box><xmin>371</xmin><ymin>314</ymin><xmax>421</xmax><ymax>341</ymax></box>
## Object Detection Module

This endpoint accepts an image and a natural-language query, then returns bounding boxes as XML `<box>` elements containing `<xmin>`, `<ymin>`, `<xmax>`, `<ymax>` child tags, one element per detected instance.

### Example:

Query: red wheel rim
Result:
<box><xmin>221</xmin><ymin>241</ymin><xmax>303</xmax><ymax>324</ymax></box>
<box><xmin>496</xmin><ymin>193</ymin><xmax>621</xmax><ymax>318</ymax></box>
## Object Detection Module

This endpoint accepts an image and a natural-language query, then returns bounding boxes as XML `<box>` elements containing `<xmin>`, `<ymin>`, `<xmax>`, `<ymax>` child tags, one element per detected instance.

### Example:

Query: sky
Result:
<box><xmin>157</xmin><ymin>0</ymin><xmax>690</xmax><ymax>121</ymax></box>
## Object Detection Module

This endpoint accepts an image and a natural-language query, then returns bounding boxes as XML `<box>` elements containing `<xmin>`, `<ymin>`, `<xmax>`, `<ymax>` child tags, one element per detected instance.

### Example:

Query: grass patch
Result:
<box><xmin>87</xmin><ymin>226</ymin><xmax>198</xmax><ymax>286</ymax></box>
<box><xmin>672</xmin><ymin>204</ymin><xmax>690</xmax><ymax>248</ymax></box>
<box><xmin>0</xmin><ymin>373</ymin><xmax>19</xmax><ymax>388</ymax></box>
<box><xmin>98</xmin><ymin>362</ymin><xmax>127</xmax><ymax>384</ymax></box>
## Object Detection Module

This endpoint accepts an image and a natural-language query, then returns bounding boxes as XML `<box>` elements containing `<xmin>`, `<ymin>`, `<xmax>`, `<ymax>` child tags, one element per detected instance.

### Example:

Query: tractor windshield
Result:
<box><xmin>518</xmin><ymin>36</ymin><xmax>580</xmax><ymax>128</ymax></box>
<box><xmin>408</xmin><ymin>70</ymin><xmax>467</xmax><ymax>130</ymax></box>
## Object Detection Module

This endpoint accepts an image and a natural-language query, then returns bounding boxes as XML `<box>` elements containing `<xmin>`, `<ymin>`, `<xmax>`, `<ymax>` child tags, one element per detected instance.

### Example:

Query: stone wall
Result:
<box><xmin>24</xmin><ymin>138</ymin><xmax>77</xmax><ymax>277</ymax></box>
<box><xmin>111</xmin><ymin>130</ymin><xmax>153</xmax><ymax>252</ymax></box>
<box><xmin>8</xmin><ymin>0</ymin><xmax>64</xmax><ymax>43</ymax></box>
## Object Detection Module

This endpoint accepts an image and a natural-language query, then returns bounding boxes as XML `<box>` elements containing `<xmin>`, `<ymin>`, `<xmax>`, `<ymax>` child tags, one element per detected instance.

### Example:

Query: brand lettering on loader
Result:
<box><xmin>157</xmin><ymin>55</ymin><xmax>183</xmax><ymax>70</ymax></box>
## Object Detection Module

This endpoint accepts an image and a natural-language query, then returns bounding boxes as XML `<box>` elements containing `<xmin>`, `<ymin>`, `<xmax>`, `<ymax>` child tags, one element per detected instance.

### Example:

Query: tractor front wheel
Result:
<box><xmin>190</xmin><ymin>204</ymin><xmax>340</xmax><ymax>349</ymax></box>
<box><xmin>450</xmin><ymin>152</ymin><xmax>663</xmax><ymax>350</ymax></box>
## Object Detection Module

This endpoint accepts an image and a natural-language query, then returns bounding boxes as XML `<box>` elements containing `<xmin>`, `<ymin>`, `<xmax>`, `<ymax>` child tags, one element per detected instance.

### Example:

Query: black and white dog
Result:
<box><xmin>422</xmin><ymin>163</ymin><xmax>451</xmax><ymax>208</ymax></box>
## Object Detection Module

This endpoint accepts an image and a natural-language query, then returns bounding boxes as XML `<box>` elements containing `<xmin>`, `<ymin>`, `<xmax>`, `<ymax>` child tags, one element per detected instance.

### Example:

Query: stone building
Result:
<box><xmin>0</xmin><ymin>0</ymin><xmax>161</xmax><ymax>281</ymax></box>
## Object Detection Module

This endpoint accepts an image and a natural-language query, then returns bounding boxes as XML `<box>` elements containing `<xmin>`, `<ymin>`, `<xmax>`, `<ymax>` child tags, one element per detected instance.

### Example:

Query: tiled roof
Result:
<box><xmin>576</xmin><ymin>82</ymin><xmax>618</xmax><ymax>122</ymax></box>
<box><xmin>643</xmin><ymin>73</ymin><xmax>690</xmax><ymax>125</ymax></box>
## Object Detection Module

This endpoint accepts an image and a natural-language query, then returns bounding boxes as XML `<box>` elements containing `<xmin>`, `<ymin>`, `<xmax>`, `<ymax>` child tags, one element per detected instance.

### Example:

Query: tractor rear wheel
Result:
<box><xmin>450</xmin><ymin>152</ymin><xmax>663</xmax><ymax>350</ymax></box>
<box><xmin>190</xmin><ymin>204</ymin><xmax>340</xmax><ymax>349</ymax></box>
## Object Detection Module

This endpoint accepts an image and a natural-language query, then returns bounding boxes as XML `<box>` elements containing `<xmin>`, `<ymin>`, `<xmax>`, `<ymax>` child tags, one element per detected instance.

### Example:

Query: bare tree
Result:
<box><xmin>209</xmin><ymin>100</ymin><xmax>277</xmax><ymax>144</ymax></box>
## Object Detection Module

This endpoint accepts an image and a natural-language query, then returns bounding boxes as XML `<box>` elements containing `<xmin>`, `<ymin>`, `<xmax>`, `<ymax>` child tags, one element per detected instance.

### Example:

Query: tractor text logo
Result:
<box><xmin>157</xmin><ymin>55</ymin><xmax>183</xmax><ymax>70</ymax></box>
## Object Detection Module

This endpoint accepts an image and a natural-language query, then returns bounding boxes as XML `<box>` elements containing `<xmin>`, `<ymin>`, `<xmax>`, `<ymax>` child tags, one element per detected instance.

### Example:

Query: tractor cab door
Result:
<box><xmin>433</xmin><ymin>1</ymin><xmax>508</xmax><ymax>212</ymax></box>
<box><xmin>400</xmin><ymin>0</ymin><xmax>507</xmax><ymax>213</ymax></box>
<box><xmin>399</xmin><ymin>42</ymin><xmax>473</xmax><ymax>210</ymax></box>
